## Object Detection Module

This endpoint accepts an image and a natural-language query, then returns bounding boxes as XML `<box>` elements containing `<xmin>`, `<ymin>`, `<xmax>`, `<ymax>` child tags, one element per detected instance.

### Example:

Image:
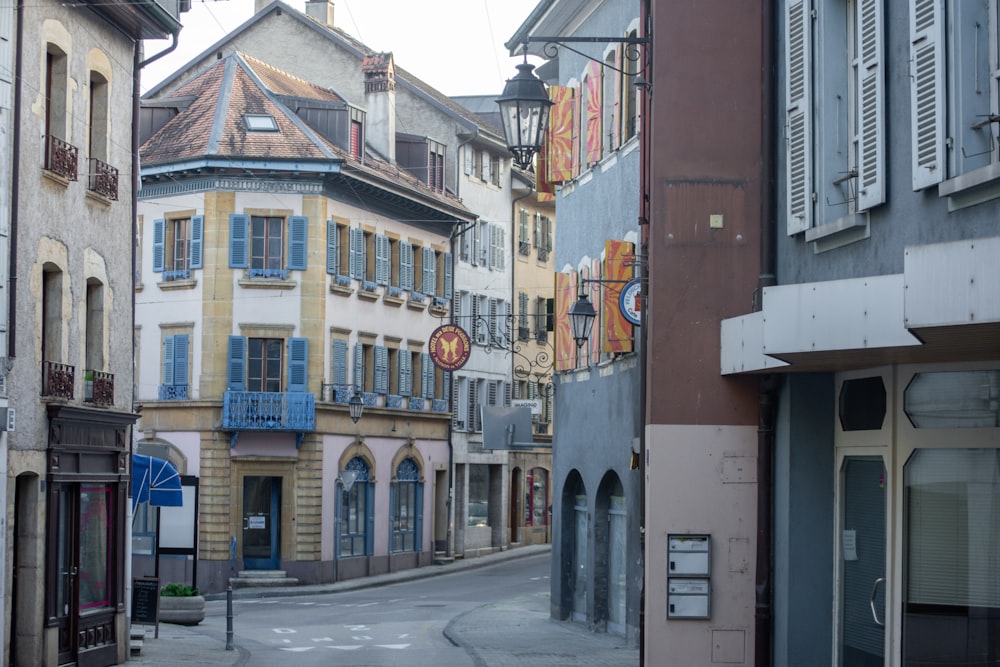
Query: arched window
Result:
<box><xmin>339</xmin><ymin>457</ymin><xmax>372</xmax><ymax>557</ymax></box>
<box><xmin>391</xmin><ymin>458</ymin><xmax>422</xmax><ymax>553</ymax></box>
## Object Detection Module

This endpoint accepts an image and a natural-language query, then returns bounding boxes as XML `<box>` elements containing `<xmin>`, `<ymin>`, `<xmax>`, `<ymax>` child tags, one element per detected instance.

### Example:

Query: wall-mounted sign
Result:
<box><xmin>511</xmin><ymin>398</ymin><xmax>543</xmax><ymax>415</ymax></box>
<box><xmin>620</xmin><ymin>278</ymin><xmax>642</xmax><ymax>326</ymax></box>
<box><xmin>430</xmin><ymin>324</ymin><xmax>472</xmax><ymax>371</ymax></box>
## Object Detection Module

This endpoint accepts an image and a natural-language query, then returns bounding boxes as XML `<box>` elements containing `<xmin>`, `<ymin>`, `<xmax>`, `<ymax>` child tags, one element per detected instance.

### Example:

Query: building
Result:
<box><xmin>508</xmin><ymin>0</ymin><xmax>646</xmax><ymax>643</ymax></box>
<box><xmin>721</xmin><ymin>0</ymin><xmax>1000</xmax><ymax>664</ymax></box>
<box><xmin>134</xmin><ymin>50</ymin><xmax>472</xmax><ymax>591</ymax></box>
<box><xmin>3</xmin><ymin>1</ymin><xmax>184</xmax><ymax>665</ymax></box>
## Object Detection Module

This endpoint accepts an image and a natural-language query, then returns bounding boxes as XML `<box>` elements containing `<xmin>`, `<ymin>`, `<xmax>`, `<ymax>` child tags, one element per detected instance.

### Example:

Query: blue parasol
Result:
<box><xmin>131</xmin><ymin>454</ymin><xmax>183</xmax><ymax>513</ymax></box>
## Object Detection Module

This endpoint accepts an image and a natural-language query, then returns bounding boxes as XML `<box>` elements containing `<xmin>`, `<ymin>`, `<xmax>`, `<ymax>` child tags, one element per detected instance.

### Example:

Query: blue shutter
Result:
<box><xmin>326</xmin><ymin>221</ymin><xmax>339</xmax><ymax>275</ymax></box>
<box><xmin>163</xmin><ymin>335</ymin><xmax>175</xmax><ymax>385</ymax></box>
<box><xmin>350</xmin><ymin>228</ymin><xmax>365</xmax><ymax>280</ymax></box>
<box><xmin>422</xmin><ymin>247</ymin><xmax>436</xmax><ymax>296</ymax></box>
<box><xmin>227</xmin><ymin>336</ymin><xmax>246</xmax><ymax>391</ymax></box>
<box><xmin>444</xmin><ymin>252</ymin><xmax>453</xmax><ymax>299</ymax></box>
<box><xmin>353</xmin><ymin>342</ymin><xmax>364</xmax><ymax>391</ymax></box>
<box><xmin>375</xmin><ymin>235</ymin><xmax>390</xmax><ymax>285</ymax></box>
<box><xmin>287</xmin><ymin>216</ymin><xmax>307</xmax><ymax>270</ymax></box>
<box><xmin>422</xmin><ymin>352</ymin><xmax>433</xmax><ymax>398</ymax></box>
<box><xmin>400</xmin><ymin>242</ymin><xmax>413</xmax><ymax>291</ymax></box>
<box><xmin>189</xmin><ymin>215</ymin><xmax>204</xmax><ymax>269</ymax></box>
<box><xmin>399</xmin><ymin>351</ymin><xmax>412</xmax><ymax>397</ymax></box>
<box><xmin>152</xmin><ymin>219</ymin><xmax>165</xmax><ymax>272</ymax></box>
<box><xmin>443</xmin><ymin>371</ymin><xmax>451</xmax><ymax>402</ymax></box>
<box><xmin>374</xmin><ymin>345</ymin><xmax>388</xmax><ymax>394</ymax></box>
<box><xmin>332</xmin><ymin>339</ymin><xmax>348</xmax><ymax>386</ymax></box>
<box><xmin>174</xmin><ymin>334</ymin><xmax>189</xmax><ymax>386</ymax></box>
<box><xmin>229</xmin><ymin>214</ymin><xmax>248</xmax><ymax>268</ymax></box>
<box><xmin>287</xmin><ymin>337</ymin><xmax>308</xmax><ymax>392</ymax></box>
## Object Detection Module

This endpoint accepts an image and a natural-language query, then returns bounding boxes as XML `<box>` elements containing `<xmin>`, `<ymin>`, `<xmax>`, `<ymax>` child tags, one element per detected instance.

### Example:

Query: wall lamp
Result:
<box><xmin>349</xmin><ymin>387</ymin><xmax>364</xmax><ymax>424</ymax></box>
<box><xmin>497</xmin><ymin>35</ymin><xmax>651</xmax><ymax>170</ymax></box>
<box><xmin>569</xmin><ymin>278</ymin><xmax>638</xmax><ymax>349</ymax></box>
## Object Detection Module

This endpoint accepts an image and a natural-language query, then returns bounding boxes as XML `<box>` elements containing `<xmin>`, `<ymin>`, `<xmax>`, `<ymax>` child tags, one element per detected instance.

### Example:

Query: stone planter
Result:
<box><xmin>158</xmin><ymin>595</ymin><xmax>205</xmax><ymax>625</ymax></box>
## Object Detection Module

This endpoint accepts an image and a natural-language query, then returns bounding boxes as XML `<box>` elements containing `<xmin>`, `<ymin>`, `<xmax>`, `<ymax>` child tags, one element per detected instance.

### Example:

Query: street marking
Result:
<box><xmin>280</xmin><ymin>647</ymin><xmax>314</xmax><ymax>652</ymax></box>
<box><xmin>375</xmin><ymin>644</ymin><xmax>410</xmax><ymax>649</ymax></box>
<box><xmin>312</xmin><ymin>637</ymin><xmax>334</xmax><ymax>642</ymax></box>
<box><xmin>273</xmin><ymin>628</ymin><xmax>297</xmax><ymax>634</ymax></box>
<box><xmin>327</xmin><ymin>645</ymin><xmax>363</xmax><ymax>651</ymax></box>
<box><xmin>397</xmin><ymin>634</ymin><xmax>410</xmax><ymax>639</ymax></box>
<box><xmin>345</xmin><ymin>625</ymin><xmax>369</xmax><ymax>631</ymax></box>
<box><xmin>351</xmin><ymin>635</ymin><xmax>372</xmax><ymax>641</ymax></box>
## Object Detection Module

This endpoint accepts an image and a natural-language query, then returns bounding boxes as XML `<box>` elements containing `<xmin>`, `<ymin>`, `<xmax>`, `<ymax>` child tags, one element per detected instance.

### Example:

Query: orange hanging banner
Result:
<box><xmin>585</xmin><ymin>61</ymin><xmax>603</xmax><ymax>164</ymax></box>
<box><xmin>546</xmin><ymin>86</ymin><xmax>576</xmax><ymax>183</ymax></box>
<box><xmin>554</xmin><ymin>271</ymin><xmax>577</xmax><ymax>371</ymax></box>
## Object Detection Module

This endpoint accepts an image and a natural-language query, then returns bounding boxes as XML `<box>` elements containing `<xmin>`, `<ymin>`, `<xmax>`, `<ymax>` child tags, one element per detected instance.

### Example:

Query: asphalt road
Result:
<box><xmin>202</xmin><ymin>552</ymin><xmax>552</xmax><ymax>666</ymax></box>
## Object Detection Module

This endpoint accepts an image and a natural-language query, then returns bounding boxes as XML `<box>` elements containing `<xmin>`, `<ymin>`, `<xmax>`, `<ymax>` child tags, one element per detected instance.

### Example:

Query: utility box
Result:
<box><xmin>667</xmin><ymin>534</ymin><xmax>710</xmax><ymax>619</ymax></box>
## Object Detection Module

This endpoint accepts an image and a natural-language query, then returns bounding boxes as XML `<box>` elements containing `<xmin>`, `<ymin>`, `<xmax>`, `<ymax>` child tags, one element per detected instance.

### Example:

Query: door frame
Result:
<box><xmin>241</xmin><ymin>475</ymin><xmax>281</xmax><ymax>570</ymax></box>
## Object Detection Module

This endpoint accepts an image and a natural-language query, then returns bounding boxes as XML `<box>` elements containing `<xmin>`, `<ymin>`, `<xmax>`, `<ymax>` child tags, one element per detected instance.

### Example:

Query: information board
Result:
<box><xmin>131</xmin><ymin>577</ymin><xmax>160</xmax><ymax>626</ymax></box>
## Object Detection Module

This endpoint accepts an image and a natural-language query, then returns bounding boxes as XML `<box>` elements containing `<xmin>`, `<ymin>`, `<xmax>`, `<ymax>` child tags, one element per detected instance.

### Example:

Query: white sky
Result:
<box><xmin>141</xmin><ymin>0</ymin><xmax>541</xmax><ymax>97</ymax></box>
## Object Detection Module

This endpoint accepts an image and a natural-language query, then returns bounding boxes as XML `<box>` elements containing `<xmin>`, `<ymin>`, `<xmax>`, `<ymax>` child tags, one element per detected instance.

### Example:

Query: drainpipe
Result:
<box><xmin>754</xmin><ymin>0</ymin><xmax>778</xmax><ymax>664</ymax></box>
<box><xmin>8</xmin><ymin>0</ymin><xmax>24</xmax><ymax>361</ymax></box>
<box><xmin>638</xmin><ymin>0</ymin><xmax>651</xmax><ymax>661</ymax></box>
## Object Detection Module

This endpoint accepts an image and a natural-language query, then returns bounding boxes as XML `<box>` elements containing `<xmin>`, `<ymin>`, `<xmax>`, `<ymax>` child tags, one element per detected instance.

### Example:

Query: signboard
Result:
<box><xmin>429</xmin><ymin>324</ymin><xmax>471</xmax><ymax>371</ymax></box>
<box><xmin>511</xmin><ymin>398</ymin><xmax>542</xmax><ymax>415</ymax></box>
<box><xmin>131</xmin><ymin>577</ymin><xmax>160</xmax><ymax>627</ymax></box>
<box><xmin>620</xmin><ymin>278</ymin><xmax>641</xmax><ymax>326</ymax></box>
<box><xmin>248</xmin><ymin>515</ymin><xmax>266</xmax><ymax>529</ymax></box>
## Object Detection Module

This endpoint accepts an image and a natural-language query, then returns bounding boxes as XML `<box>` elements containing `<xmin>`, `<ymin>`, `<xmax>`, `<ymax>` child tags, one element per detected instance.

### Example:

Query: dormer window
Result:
<box><xmin>244</xmin><ymin>114</ymin><xmax>278</xmax><ymax>132</ymax></box>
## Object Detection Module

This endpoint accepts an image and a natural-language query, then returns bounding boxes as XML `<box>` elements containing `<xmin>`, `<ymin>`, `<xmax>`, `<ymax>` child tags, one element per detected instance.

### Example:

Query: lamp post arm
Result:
<box><xmin>522</xmin><ymin>36</ymin><xmax>651</xmax><ymax>76</ymax></box>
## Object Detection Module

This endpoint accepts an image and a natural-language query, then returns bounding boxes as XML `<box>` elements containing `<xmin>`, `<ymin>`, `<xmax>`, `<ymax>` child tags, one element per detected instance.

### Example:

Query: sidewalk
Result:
<box><xmin>127</xmin><ymin>544</ymin><xmax>638</xmax><ymax>666</ymax></box>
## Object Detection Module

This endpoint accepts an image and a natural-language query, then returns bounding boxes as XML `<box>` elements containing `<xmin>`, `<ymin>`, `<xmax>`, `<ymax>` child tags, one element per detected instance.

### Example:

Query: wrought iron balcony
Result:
<box><xmin>42</xmin><ymin>361</ymin><xmax>75</xmax><ymax>400</ymax></box>
<box><xmin>320</xmin><ymin>383</ymin><xmax>352</xmax><ymax>404</ymax></box>
<box><xmin>45</xmin><ymin>135</ymin><xmax>79</xmax><ymax>181</ymax></box>
<box><xmin>158</xmin><ymin>384</ymin><xmax>189</xmax><ymax>400</ymax></box>
<box><xmin>88</xmin><ymin>158</ymin><xmax>119</xmax><ymax>200</ymax></box>
<box><xmin>407</xmin><ymin>397</ymin><xmax>425</xmax><ymax>411</ymax></box>
<box><xmin>222</xmin><ymin>391</ymin><xmax>315</xmax><ymax>431</ymax></box>
<box><xmin>84</xmin><ymin>370</ymin><xmax>114</xmax><ymax>407</ymax></box>
<box><xmin>433</xmin><ymin>399</ymin><xmax>449</xmax><ymax>413</ymax></box>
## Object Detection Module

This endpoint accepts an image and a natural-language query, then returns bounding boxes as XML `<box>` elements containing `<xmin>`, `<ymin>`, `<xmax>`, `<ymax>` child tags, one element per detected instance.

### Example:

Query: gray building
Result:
<box><xmin>509</xmin><ymin>0</ymin><xmax>644</xmax><ymax>643</ymax></box>
<box><xmin>723</xmin><ymin>0</ymin><xmax>1000</xmax><ymax>664</ymax></box>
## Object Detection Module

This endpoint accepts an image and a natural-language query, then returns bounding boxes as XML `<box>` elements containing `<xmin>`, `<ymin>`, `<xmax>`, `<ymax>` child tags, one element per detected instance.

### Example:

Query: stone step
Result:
<box><xmin>129</xmin><ymin>626</ymin><xmax>145</xmax><ymax>656</ymax></box>
<box><xmin>235</xmin><ymin>570</ymin><xmax>288</xmax><ymax>579</ymax></box>
<box><xmin>229</xmin><ymin>574</ymin><xmax>299</xmax><ymax>589</ymax></box>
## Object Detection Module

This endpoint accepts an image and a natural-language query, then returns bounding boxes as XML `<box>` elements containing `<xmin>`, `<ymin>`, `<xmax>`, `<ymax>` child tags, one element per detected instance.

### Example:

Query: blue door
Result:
<box><xmin>243</xmin><ymin>476</ymin><xmax>280</xmax><ymax>569</ymax></box>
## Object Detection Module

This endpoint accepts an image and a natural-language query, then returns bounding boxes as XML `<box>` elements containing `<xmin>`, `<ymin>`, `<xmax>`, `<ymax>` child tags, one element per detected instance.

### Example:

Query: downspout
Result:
<box><xmin>754</xmin><ymin>0</ymin><xmax>778</xmax><ymax>663</ymax></box>
<box><xmin>8</xmin><ymin>0</ymin><xmax>24</xmax><ymax>359</ymax></box>
<box><xmin>638</xmin><ymin>0</ymin><xmax>651</xmax><ymax>662</ymax></box>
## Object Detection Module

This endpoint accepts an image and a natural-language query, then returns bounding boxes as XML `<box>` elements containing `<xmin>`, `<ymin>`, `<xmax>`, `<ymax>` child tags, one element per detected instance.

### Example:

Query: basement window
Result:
<box><xmin>244</xmin><ymin>114</ymin><xmax>278</xmax><ymax>132</ymax></box>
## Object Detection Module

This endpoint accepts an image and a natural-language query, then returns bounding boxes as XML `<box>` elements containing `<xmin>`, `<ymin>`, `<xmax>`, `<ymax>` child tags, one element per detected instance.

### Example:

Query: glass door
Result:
<box><xmin>840</xmin><ymin>457</ymin><xmax>886</xmax><ymax>666</ymax></box>
<box><xmin>243</xmin><ymin>476</ymin><xmax>281</xmax><ymax>569</ymax></box>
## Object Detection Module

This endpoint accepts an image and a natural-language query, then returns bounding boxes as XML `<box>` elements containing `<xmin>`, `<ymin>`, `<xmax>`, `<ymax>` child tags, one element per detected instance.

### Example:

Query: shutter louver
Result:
<box><xmin>910</xmin><ymin>0</ymin><xmax>945</xmax><ymax>189</ymax></box>
<box><xmin>152</xmin><ymin>219</ymin><xmax>165</xmax><ymax>272</ymax></box>
<box><xmin>856</xmin><ymin>0</ymin><xmax>884</xmax><ymax>210</ymax></box>
<box><xmin>376</xmin><ymin>235</ymin><xmax>390</xmax><ymax>285</ymax></box>
<box><xmin>374</xmin><ymin>345</ymin><xmax>388</xmax><ymax>394</ymax></box>
<box><xmin>332</xmin><ymin>339</ymin><xmax>348</xmax><ymax>386</ymax></box>
<box><xmin>229</xmin><ymin>214</ymin><xmax>248</xmax><ymax>268</ymax></box>
<box><xmin>227</xmin><ymin>336</ymin><xmax>246</xmax><ymax>391</ymax></box>
<box><xmin>174</xmin><ymin>334</ymin><xmax>189</xmax><ymax>386</ymax></box>
<box><xmin>288</xmin><ymin>337</ymin><xmax>308</xmax><ymax>392</ymax></box>
<box><xmin>444</xmin><ymin>253</ymin><xmax>453</xmax><ymax>299</ymax></box>
<box><xmin>326</xmin><ymin>221</ymin><xmax>339</xmax><ymax>275</ymax></box>
<box><xmin>163</xmin><ymin>336</ymin><xmax>175</xmax><ymax>386</ymax></box>
<box><xmin>189</xmin><ymin>216</ymin><xmax>204</xmax><ymax>269</ymax></box>
<box><xmin>786</xmin><ymin>0</ymin><xmax>812</xmax><ymax>235</ymax></box>
<box><xmin>288</xmin><ymin>216</ymin><xmax>308</xmax><ymax>270</ymax></box>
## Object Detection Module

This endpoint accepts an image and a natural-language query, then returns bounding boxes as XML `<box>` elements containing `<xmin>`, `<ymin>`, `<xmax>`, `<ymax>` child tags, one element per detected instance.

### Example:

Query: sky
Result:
<box><xmin>141</xmin><ymin>0</ymin><xmax>541</xmax><ymax>97</ymax></box>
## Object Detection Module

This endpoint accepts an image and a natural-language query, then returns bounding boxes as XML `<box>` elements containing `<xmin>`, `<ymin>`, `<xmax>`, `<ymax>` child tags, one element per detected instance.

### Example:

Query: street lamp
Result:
<box><xmin>568</xmin><ymin>293</ymin><xmax>597</xmax><ymax>349</ymax></box>
<box><xmin>348</xmin><ymin>388</ymin><xmax>364</xmax><ymax>424</ymax></box>
<box><xmin>496</xmin><ymin>53</ymin><xmax>552</xmax><ymax>171</ymax></box>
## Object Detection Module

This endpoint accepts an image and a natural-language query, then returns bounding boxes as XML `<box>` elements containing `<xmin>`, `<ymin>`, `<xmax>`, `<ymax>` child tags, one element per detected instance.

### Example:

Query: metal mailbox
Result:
<box><xmin>667</xmin><ymin>535</ymin><xmax>710</xmax><ymax>619</ymax></box>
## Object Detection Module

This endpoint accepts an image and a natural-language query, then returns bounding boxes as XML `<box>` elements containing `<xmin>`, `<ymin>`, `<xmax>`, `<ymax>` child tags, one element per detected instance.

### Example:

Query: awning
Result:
<box><xmin>131</xmin><ymin>454</ymin><xmax>183</xmax><ymax>513</ymax></box>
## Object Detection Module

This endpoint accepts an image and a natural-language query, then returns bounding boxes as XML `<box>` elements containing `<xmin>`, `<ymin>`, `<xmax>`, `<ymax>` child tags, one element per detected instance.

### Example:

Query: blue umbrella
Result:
<box><xmin>131</xmin><ymin>454</ymin><xmax>183</xmax><ymax>513</ymax></box>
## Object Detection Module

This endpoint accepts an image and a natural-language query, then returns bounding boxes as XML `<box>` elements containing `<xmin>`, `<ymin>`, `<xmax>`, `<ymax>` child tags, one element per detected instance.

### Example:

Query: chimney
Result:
<box><xmin>254</xmin><ymin>0</ymin><xmax>270</xmax><ymax>14</ymax></box>
<box><xmin>363</xmin><ymin>53</ymin><xmax>396</xmax><ymax>164</ymax></box>
<box><xmin>305</xmin><ymin>0</ymin><xmax>335</xmax><ymax>28</ymax></box>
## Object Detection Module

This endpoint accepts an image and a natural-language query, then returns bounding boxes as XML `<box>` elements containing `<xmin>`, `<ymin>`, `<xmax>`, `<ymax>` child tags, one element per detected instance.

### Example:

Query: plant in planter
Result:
<box><xmin>159</xmin><ymin>583</ymin><xmax>205</xmax><ymax>626</ymax></box>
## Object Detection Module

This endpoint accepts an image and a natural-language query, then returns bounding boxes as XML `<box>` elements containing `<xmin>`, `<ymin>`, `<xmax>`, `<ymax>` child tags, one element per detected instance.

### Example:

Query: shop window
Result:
<box><xmin>839</xmin><ymin>376</ymin><xmax>887</xmax><ymax>431</ymax></box>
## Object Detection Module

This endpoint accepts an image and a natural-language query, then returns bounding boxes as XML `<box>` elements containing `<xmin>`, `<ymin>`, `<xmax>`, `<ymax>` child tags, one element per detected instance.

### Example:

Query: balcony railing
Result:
<box><xmin>84</xmin><ymin>369</ymin><xmax>114</xmax><ymax>407</ymax></box>
<box><xmin>88</xmin><ymin>158</ymin><xmax>119</xmax><ymax>200</ymax></box>
<box><xmin>45</xmin><ymin>135</ymin><xmax>79</xmax><ymax>181</ymax></box>
<box><xmin>222</xmin><ymin>391</ymin><xmax>315</xmax><ymax>431</ymax></box>
<box><xmin>433</xmin><ymin>399</ymin><xmax>449</xmax><ymax>413</ymax></box>
<box><xmin>42</xmin><ymin>361</ymin><xmax>75</xmax><ymax>399</ymax></box>
<box><xmin>158</xmin><ymin>384</ymin><xmax>189</xmax><ymax>400</ymax></box>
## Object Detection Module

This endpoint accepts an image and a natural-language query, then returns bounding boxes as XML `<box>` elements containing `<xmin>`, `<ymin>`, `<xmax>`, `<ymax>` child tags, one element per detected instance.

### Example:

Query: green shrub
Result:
<box><xmin>160</xmin><ymin>583</ymin><xmax>200</xmax><ymax>597</ymax></box>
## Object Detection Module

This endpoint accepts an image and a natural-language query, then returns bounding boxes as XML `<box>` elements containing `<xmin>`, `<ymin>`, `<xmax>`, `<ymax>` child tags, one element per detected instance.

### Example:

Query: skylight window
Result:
<box><xmin>244</xmin><ymin>114</ymin><xmax>279</xmax><ymax>132</ymax></box>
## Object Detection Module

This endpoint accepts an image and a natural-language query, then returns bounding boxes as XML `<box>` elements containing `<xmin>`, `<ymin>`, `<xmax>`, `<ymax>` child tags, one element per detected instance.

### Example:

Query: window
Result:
<box><xmin>325</xmin><ymin>220</ymin><xmax>350</xmax><ymax>278</ymax></box>
<box><xmin>391</xmin><ymin>458</ymin><xmax>422</xmax><ymax>552</ymax></box>
<box><xmin>490</xmin><ymin>154</ymin><xmax>502</xmax><ymax>186</ymax></box>
<box><xmin>42</xmin><ymin>265</ymin><xmax>62</xmax><ymax>364</ymax></box>
<box><xmin>489</xmin><ymin>224</ymin><xmax>505</xmax><ymax>270</ymax></box>
<box><xmin>244</xmin><ymin>114</ymin><xmax>278</xmax><ymax>132</ymax></box>
<box><xmin>436</xmin><ymin>251</ymin><xmax>453</xmax><ymax>300</ymax></box>
<box><xmin>468</xmin><ymin>464</ymin><xmax>489</xmax><ymax>526</ymax></box>
<box><xmin>420</xmin><ymin>246</ymin><xmax>436</xmax><ymax>296</ymax></box>
<box><xmin>429</xmin><ymin>145</ymin><xmax>445</xmax><ymax>191</ymax></box>
<box><xmin>518</xmin><ymin>209</ymin><xmax>531</xmax><ymax>255</ymax></box>
<box><xmin>785</xmin><ymin>0</ymin><xmax>884</xmax><ymax>235</ymax></box>
<box><xmin>622</xmin><ymin>31</ymin><xmax>639</xmax><ymax>143</ymax></box>
<box><xmin>44</xmin><ymin>44</ymin><xmax>76</xmax><ymax>179</ymax></box>
<box><xmin>88</xmin><ymin>71</ymin><xmax>108</xmax><ymax>162</ymax></box>
<box><xmin>160</xmin><ymin>334</ymin><xmax>189</xmax><ymax>400</ymax></box>
<box><xmin>349</xmin><ymin>108</ymin><xmax>364</xmax><ymax>159</ymax></box>
<box><xmin>468</xmin><ymin>378</ymin><xmax>484</xmax><ymax>432</ymax></box>
<box><xmin>904</xmin><ymin>448</ymin><xmax>1000</xmax><ymax>664</ymax></box>
<box><xmin>85</xmin><ymin>279</ymin><xmax>104</xmax><ymax>372</ymax></box>
<box><xmin>248</xmin><ymin>338</ymin><xmax>282</xmax><ymax>392</ymax></box>
<box><xmin>603</xmin><ymin>51</ymin><xmax>619</xmax><ymax>155</ymax></box>
<box><xmin>229</xmin><ymin>214</ymin><xmax>307</xmax><ymax>276</ymax></box>
<box><xmin>518</xmin><ymin>292</ymin><xmax>530</xmax><ymax>340</ymax></box>
<box><xmin>911</xmin><ymin>0</ymin><xmax>1000</xmax><ymax>202</ymax></box>
<box><xmin>339</xmin><ymin>457</ymin><xmax>372</xmax><ymax>557</ymax></box>
<box><xmin>452</xmin><ymin>375</ymin><xmax>467</xmax><ymax>430</ymax></box>
<box><xmin>153</xmin><ymin>217</ymin><xmax>203</xmax><ymax>280</ymax></box>
<box><xmin>353</xmin><ymin>341</ymin><xmax>374</xmax><ymax>393</ymax></box>
<box><xmin>399</xmin><ymin>241</ymin><xmax>415</xmax><ymax>291</ymax></box>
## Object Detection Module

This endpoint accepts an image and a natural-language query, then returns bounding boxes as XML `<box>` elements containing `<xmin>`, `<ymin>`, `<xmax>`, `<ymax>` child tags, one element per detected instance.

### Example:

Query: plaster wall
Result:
<box><xmin>643</xmin><ymin>423</ymin><xmax>757</xmax><ymax>665</ymax></box>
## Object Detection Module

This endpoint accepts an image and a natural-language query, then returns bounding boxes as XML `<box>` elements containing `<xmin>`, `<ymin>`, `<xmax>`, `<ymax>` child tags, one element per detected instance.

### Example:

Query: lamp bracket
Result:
<box><xmin>522</xmin><ymin>35</ymin><xmax>651</xmax><ymax>76</ymax></box>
